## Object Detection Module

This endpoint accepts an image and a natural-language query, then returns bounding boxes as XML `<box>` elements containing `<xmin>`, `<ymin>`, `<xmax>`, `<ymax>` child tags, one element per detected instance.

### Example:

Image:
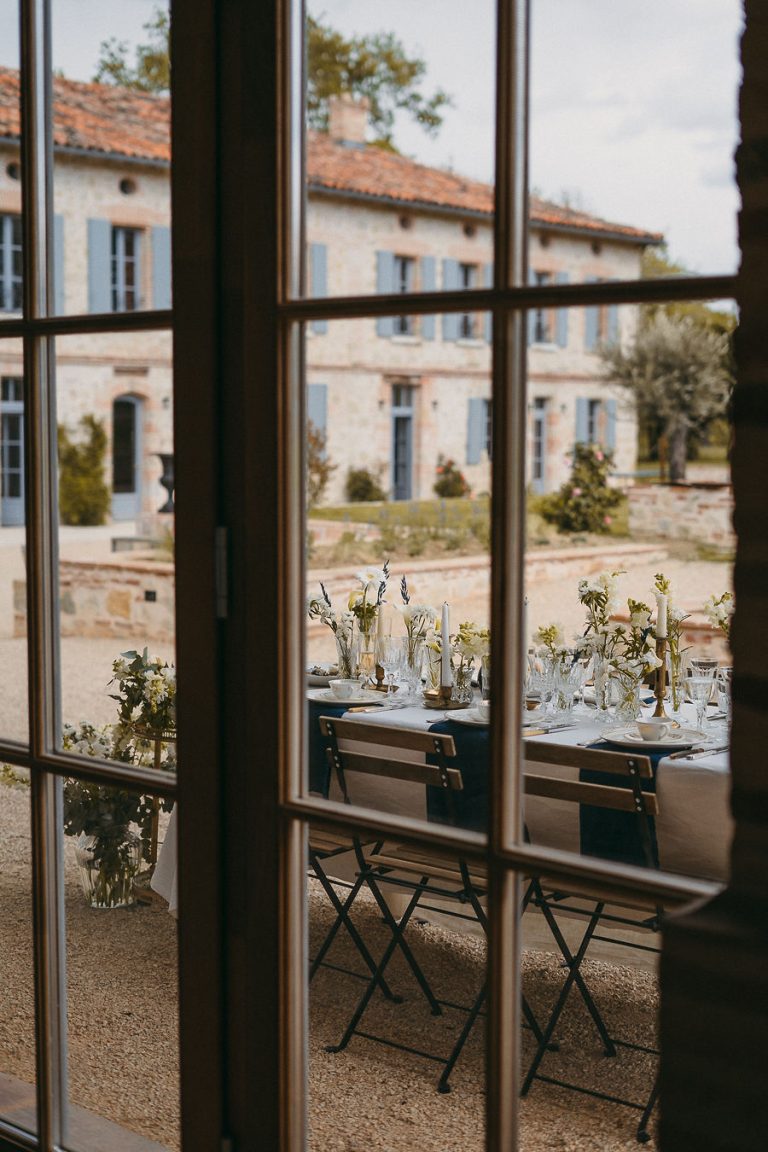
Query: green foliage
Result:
<box><xmin>345</xmin><ymin>466</ymin><xmax>387</xmax><ymax>503</ymax></box>
<box><xmin>58</xmin><ymin>415</ymin><xmax>110</xmax><ymax>526</ymax></box>
<box><xmin>433</xmin><ymin>455</ymin><xmax>471</xmax><ymax>498</ymax></box>
<box><xmin>307</xmin><ymin>420</ymin><xmax>336</xmax><ymax>508</ymax></box>
<box><xmin>538</xmin><ymin>443</ymin><xmax>622</xmax><ymax>534</ymax></box>
<box><xmin>93</xmin><ymin>8</ymin><xmax>170</xmax><ymax>92</ymax></box>
<box><xmin>306</xmin><ymin>15</ymin><xmax>451</xmax><ymax>148</ymax></box>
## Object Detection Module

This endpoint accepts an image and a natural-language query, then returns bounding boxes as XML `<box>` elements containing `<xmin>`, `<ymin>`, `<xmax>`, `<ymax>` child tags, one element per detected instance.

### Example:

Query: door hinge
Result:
<box><xmin>215</xmin><ymin>526</ymin><xmax>228</xmax><ymax>619</ymax></box>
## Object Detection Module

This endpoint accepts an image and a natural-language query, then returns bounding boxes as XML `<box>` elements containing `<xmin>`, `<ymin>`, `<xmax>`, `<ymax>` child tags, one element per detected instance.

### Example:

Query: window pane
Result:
<box><xmin>0</xmin><ymin>0</ymin><xmax>22</xmax><ymax>319</ymax></box>
<box><xmin>530</xmin><ymin>0</ymin><xmax>742</xmax><ymax>276</ymax></box>
<box><xmin>0</xmin><ymin>772</ymin><xmax>36</xmax><ymax>1135</ymax></box>
<box><xmin>51</xmin><ymin>333</ymin><xmax>175</xmax><ymax>767</ymax></box>
<box><xmin>305</xmin><ymin>316</ymin><xmax>491</xmax><ymax>837</ymax></box>
<box><xmin>302</xmin><ymin>0</ymin><xmax>496</xmax><ymax>301</ymax></box>
<box><xmin>0</xmin><ymin>342</ymin><xmax>28</xmax><ymax>744</ymax></box>
<box><xmin>51</xmin><ymin>0</ymin><xmax>172</xmax><ymax>316</ymax></box>
<box><xmin>64</xmin><ymin>781</ymin><xmax>179</xmax><ymax>1150</ymax></box>
<box><xmin>522</xmin><ymin>299</ymin><xmax>735</xmax><ymax>886</ymax></box>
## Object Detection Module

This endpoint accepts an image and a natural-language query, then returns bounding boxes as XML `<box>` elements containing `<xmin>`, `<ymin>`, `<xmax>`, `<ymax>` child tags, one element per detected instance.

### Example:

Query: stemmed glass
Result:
<box><xmin>378</xmin><ymin>636</ymin><xmax>403</xmax><ymax>697</ymax></box>
<box><xmin>686</xmin><ymin>656</ymin><xmax>718</xmax><ymax>731</ymax></box>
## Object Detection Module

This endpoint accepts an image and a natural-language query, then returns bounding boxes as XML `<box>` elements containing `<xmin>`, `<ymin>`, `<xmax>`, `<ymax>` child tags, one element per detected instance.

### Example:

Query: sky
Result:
<box><xmin>0</xmin><ymin>0</ymin><xmax>743</xmax><ymax>276</ymax></box>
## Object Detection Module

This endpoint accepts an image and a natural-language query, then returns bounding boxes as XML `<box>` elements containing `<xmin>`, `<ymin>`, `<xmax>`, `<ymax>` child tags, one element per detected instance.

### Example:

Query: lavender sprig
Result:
<box><xmin>400</xmin><ymin>575</ymin><xmax>410</xmax><ymax>605</ymax></box>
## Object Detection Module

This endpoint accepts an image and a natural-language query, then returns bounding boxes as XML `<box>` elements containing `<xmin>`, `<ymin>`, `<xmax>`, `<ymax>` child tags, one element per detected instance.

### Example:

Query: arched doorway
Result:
<box><xmin>111</xmin><ymin>394</ymin><xmax>143</xmax><ymax>521</ymax></box>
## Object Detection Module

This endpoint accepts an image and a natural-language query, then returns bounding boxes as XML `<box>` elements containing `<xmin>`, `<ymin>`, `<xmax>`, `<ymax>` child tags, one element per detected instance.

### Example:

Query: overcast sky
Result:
<box><xmin>0</xmin><ymin>0</ymin><xmax>742</xmax><ymax>276</ymax></box>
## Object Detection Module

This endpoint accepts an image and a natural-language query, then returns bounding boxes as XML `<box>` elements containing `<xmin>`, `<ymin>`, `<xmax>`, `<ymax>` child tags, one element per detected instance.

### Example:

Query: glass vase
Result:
<box><xmin>75</xmin><ymin>830</ymin><xmax>141</xmax><ymax>909</ymax></box>
<box><xmin>356</xmin><ymin>621</ymin><xmax>377</xmax><ymax>687</ymax></box>
<box><xmin>334</xmin><ymin>630</ymin><xmax>357</xmax><ymax>679</ymax></box>
<box><xmin>610</xmin><ymin>675</ymin><xmax>642</xmax><ymax>724</ymax></box>
<box><xmin>451</xmin><ymin>662</ymin><xmax>474</xmax><ymax>705</ymax></box>
<box><xmin>592</xmin><ymin>652</ymin><xmax>613</xmax><ymax>723</ymax></box>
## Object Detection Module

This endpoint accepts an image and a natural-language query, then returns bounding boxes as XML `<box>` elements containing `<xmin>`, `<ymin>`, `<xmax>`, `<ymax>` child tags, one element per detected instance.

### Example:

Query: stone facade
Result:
<box><xmin>628</xmin><ymin>483</ymin><xmax>735</xmax><ymax>554</ymax></box>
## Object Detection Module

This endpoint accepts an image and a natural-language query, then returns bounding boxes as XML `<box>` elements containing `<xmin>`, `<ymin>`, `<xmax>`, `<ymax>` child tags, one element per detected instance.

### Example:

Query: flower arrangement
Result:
<box><xmin>703</xmin><ymin>591</ymin><xmax>733</xmax><ymax>638</ymax></box>
<box><xmin>578</xmin><ymin>569</ymin><xmax>623</xmax><ymax>637</ymax></box>
<box><xmin>452</xmin><ymin>621</ymin><xmax>490</xmax><ymax>685</ymax></box>
<box><xmin>308</xmin><ymin>563</ymin><xmax>390</xmax><ymax>677</ymax></box>
<box><xmin>348</xmin><ymin>562</ymin><xmax>390</xmax><ymax>634</ymax></box>
<box><xmin>397</xmin><ymin>576</ymin><xmax>436</xmax><ymax>664</ymax></box>
<box><xmin>534</xmin><ymin>622</ymin><xmax>568</xmax><ymax>667</ymax></box>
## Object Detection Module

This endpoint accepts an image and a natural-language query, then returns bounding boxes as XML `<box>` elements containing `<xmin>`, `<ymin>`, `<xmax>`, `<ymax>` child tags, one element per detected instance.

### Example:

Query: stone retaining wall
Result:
<box><xmin>628</xmin><ymin>483</ymin><xmax>734</xmax><ymax>554</ymax></box>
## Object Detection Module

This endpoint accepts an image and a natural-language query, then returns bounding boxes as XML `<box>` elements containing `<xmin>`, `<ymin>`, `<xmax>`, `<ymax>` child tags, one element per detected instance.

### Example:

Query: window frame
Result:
<box><xmin>110</xmin><ymin>224</ymin><xmax>142</xmax><ymax>312</ymax></box>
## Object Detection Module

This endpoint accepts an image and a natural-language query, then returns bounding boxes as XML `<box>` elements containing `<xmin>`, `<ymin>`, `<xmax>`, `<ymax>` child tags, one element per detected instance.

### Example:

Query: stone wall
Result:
<box><xmin>628</xmin><ymin>483</ymin><xmax>734</xmax><ymax>553</ymax></box>
<box><xmin>14</xmin><ymin>555</ymin><xmax>175</xmax><ymax>644</ymax></box>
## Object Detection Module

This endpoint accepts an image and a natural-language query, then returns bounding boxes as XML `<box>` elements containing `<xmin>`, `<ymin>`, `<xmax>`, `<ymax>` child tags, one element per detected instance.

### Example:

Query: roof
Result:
<box><xmin>0</xmin><ymin>67</ymin><xmax>662</xmax><ymax>245</ymax></box>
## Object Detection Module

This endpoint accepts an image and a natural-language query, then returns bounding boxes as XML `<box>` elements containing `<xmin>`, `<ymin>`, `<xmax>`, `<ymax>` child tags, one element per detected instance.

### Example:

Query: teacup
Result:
<box><xmin>636</xmin><ymin>718</ymin><xmax>670</xmax><ymax>741</ymax></box>
<box><xmin>476</xmin><ymin>699</ymin><xmax>491</xmax><ymax>721</ymax></box>
<box><xmin>329</xmin><ymin>678</ymin><xmax>362</xmax><ymax>700</ymax></box>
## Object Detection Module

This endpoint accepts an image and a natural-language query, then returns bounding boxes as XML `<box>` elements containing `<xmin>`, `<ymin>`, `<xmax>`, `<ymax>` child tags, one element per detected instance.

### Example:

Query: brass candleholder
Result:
<box><xmin>653</xmin><ymin>635</ymin><xmax>668</xmax><ymax>718</ymax></box>
<box><xmin>423</xmin><ymin>683</ymin><xmax>460</xmax><ymax>709</ymax></box>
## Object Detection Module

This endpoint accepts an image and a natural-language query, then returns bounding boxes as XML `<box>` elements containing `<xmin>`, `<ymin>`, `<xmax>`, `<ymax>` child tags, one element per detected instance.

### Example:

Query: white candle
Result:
<box><xmin>655</xmin><ymin>593</ymin><xmax>668</xmax><ymax>640</ymax></box>
<box><xmin>441</xmin><ymin>602</ymin><xmax>451</xmax><ymax>687</ymax></box>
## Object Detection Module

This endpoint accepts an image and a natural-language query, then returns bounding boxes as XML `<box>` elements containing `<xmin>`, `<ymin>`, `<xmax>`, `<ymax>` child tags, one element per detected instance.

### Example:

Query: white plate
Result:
<box><xmin>308</xmin><ymin>687</ymin><xmax>383</xmax><ymax>705</ymax></box>
<box><xmin>601</xmin><ymin>726</ymin><xmax>703</xmax><ymax>750</ymax></box>
<box><xmin>445</xmin><ymin>709</ymin><xmax>488</xmax><ymax>726</ymax></box>
<box><xmin>307</xmin><ymin>666</ymin><xmax>338</xmax><ymax>687</ymax></box>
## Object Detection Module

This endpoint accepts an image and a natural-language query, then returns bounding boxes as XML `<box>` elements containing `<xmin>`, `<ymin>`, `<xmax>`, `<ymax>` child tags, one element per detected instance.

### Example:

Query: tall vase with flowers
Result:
<box><xmin>348</xmin><ymin>562</ymin><xmax>390</xmax><ymax>685</ymax></box>
<box><xmin>654</xmin><ymin>574</ymin><xmax>690</xmax><ymax>713</ymax></box>
<box><xmin>451</xmin><ymin>621</ymin><xmax>489</xmax><ymax>704</ymax></box>
<box><xmin>396</xmin><ymin>576</ymin><xmax>436</xmax><ymax>688</ymax></box>
<box><xmin>578</xmin><ymin>570</ymin><xmax>623</xmax><ymax>718</ymax></box>
<box><xmin>308</xmin><ymin>584</ymin><xmax>356</xmax><ymax>677</ymax></box>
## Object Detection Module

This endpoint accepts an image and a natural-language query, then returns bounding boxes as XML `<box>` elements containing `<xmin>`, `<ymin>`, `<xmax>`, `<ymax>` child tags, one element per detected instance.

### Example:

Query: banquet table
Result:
<box><xmin>152</xmin><ymin>695</ymin><xmax>733</xmax><ymax>914</ymax></box>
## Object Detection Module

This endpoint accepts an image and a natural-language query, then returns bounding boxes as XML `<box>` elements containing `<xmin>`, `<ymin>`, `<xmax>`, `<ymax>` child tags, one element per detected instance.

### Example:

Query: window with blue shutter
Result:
<box><xmin>466</xmin><ymin>397</ymin><xmax>486</xmax><ymax>465</ymax></box>
<box><xmin>0</xmin><ymin>214</ymin><xmax>23</xmax><ymax>312</ymax></box>
<box><xmin>607</xmin><ymin>302</ymin><xmax>620</xmax><ymax>345</ymax></box>
<box><xmin>484</xmin><ymin>263</ymin><xmax>493</xmax><ymax>343</ymax></box>
<box><xmin>555</xmin><ymin>270</ymin><xmax>569</xmax><ymax>347</ymax></box>
<box><xmin>526</xmin><ymin>266</ymin><xmax>537</xmax><ymax>345</ymax></box>
<box><xmin>376</xmin><ymin>250</ymin><xmax>396</xmax><ymax>337</ymax></box>
<box><xmin>87</xmin><ymin>218</ymin><xmax>112</xmax><ymax>313</ymax></box>
<box><xmin>442</xmin><ymin>259</ymin><xmax>461</xmax><ymax>340</ymax></box>
<box><xmin>310</xmin><ymin>243</ymin><xmax>328</xmax><ymax>334</ymax></box>
<box><xmin>152</xmin><ymin>225</ymin><xmax>172</xmax><ymax>311</ymax></box>
<box><xmin>111</xmin><ymin>227</ymin><xmax>142</xmax><ymax>311</ymax></box>
<box><xmin>307</xmin><ymin>384</ymin><xmax>328</xmax><ymax>452</ymax></box>
<box><xmin>421</xmin><ymin>256</ymin><xmax>436</xmax><ymax>340</ymax></box>
<box><xmin>575</xmin><ymin>397</ymin><xmax>589</xmax><ymax>445</ymax></box>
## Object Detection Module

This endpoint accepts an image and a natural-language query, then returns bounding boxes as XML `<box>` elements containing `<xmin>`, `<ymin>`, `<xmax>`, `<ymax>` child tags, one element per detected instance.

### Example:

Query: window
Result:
<box><xmin>531</xmin><ymin>270</ymin><xmax>554</xmax><ymax>342</ymax></box>
<box><xmin>0</xmin><ymin>214</ymin><xmax>22</xmax><ymax>313</ymax></box>
<box><xmin>394</xmin><ymin>255</ymin><xmax>415</xmax><ymax>334</ymax></box>
<box><xmin>585</xmin><ymin>279</ymin><xmax>620</xmax><ymax>350</ymax></box>
<box><xmin>376</xmin><ymin>251</ymin><xmax>435</xmax><ymax>338</ymax></box>
<box><xmin>485</xmin><ymin>396</ymin><xmax>493</xmax><ymax>459</ymax></box>
<box><xmin>576</xmin><ymin>396</ymin><xmax>617</xmax><ymax>452</ymax></box>
<box><xmin>459</xmin><ymin>262</ymin><xmax>479</xmax><ymax>338</ymax></box>
<box><xmin>111</xmin><ymin>225</ymin><xmax>142</xmax><ymax>312</ymax></box>
<box><xmin>532</xmin><ymin>397</ymin><xmax>548</xmax><ymax>491</ymax></box>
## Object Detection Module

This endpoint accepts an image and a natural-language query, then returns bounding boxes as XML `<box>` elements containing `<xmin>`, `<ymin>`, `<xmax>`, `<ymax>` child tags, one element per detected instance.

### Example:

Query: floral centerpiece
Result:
<box><xmin>451</xmin><ymin>620</ymin><xmax>489</xmax><ymax>704</ymax></box>
<box><xmin>307</xmin><ymin>583</ymin><xmax>356</xmax><ymax>676</ymax></box>
<box><xmin>396</xmin><ymin>576</ymin><xmax>436</xmax><ymax>666</ymax></box>
<box><xmin>578</xmin><ymin>570</ymin><xmax>623</xmax><ymax>712</ymax></box>
<box><xmin>703</xmin><ymin>591</ymin><xmax>734</xmax><ymax>639</ymax></box>
<box><xmin>62</xmin><ymin>649</ymin><xmax>176</xmax><ymax>909</ymax></box>
<box><xmin>307</xmin><ymin>562</ymin><xmax>390</xmax><ymax>680</ymax></box>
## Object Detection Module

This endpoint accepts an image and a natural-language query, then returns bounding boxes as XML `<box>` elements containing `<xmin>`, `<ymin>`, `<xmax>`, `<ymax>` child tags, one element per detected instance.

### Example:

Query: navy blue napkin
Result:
<box><xmin>425</xmin><ymin>719</ymin><xmax>489</xmax><ymax>833</ymax></box>
<box><xmin>579</xmin><ymin>741</ymin><xmax>664</xmax><ymax>868</ymax></box>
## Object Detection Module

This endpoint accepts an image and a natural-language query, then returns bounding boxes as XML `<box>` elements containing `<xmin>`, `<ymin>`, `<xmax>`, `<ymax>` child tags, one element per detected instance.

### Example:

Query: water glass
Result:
<box><xmin>688</xmin><ymin>675</ymin><xmax>715</xmax><ymax>731</ymax></box>
<box><xmin>378</xmin><ymin>636</ymin><xmax>403</xmax><ymax>696</ymax></box>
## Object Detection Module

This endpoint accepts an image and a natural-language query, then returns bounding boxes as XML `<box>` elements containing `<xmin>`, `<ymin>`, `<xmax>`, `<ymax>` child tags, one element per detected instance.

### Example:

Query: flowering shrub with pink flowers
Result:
<box><xmin>538</xmin><ymin>442</ymin><xmax>622</xmax><ymax>534</ymax></box>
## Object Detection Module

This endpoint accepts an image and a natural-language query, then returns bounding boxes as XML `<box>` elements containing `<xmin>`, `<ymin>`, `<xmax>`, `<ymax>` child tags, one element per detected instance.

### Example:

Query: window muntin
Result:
<box><xmin>0</xmin><ymin>214</ymin><xmax>22</xmax><ymax>313</ymax></box>
<box><xmin>111</xmin><ymin>226</ymin><xmax>142</xmax><ymax>312</ymax></box>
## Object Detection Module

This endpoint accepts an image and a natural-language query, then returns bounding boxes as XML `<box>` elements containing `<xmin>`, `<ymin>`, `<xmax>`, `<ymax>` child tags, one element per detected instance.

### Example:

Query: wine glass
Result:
<box><xmin>379</xmin><ymin>636</ymin><xmax>403</xmax><ymax>697</ymax></box>
<box><xmin>687</xmin><ymin>673</ymin><xmax>716</xmax><ymax>731</ymax></box>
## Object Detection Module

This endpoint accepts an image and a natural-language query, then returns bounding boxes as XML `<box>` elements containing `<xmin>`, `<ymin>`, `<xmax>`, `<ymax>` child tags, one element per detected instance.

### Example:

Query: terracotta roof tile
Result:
<box><xmin>0</xmin><ymin>67</ymin><xmax>662</xmax><ymax>244</ymax></box>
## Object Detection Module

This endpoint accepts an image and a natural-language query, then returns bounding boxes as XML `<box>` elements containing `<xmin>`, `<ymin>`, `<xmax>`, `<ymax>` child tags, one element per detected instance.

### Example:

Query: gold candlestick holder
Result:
<box><xmin>653</xmin><ymin>636</ymin><xmax>668</xmax><ymax>718</ymax></box>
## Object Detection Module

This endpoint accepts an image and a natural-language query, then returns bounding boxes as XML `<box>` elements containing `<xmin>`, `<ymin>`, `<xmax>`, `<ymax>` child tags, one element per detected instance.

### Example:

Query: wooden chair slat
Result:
<box><xmin>524</xmin><ymin>740</ymin><xmax>654</xmax><ymax>778</ymax></box>
<box><xmin>525</xmin><ymin>773</ymin><xmax>660</xmax><ymax>816</ymax></box>
<box><xmin>340</xmin><ymin>751</ymin><xmax>464</xmax><ymax>790</ymax></box>
<box><xmin>319</xmin><ymin>715</ymin><xmax>456</xmax><ymax>757</ymax></box>
<box><xmin>369</xmin><ymin>849</ymin><xmax>488</xmax><ymax>891</ymax></box>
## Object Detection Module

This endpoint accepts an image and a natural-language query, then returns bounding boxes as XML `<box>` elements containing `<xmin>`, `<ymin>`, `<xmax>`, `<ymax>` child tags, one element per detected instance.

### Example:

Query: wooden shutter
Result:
<box><xmin>376</xmin><ymin>251</ymin><xmax>395</xmax><ymax>337</ymax></box>
<box><xmin>421</xmin><ymin>256</ymin><xmax>436</xmax><ymax>340</ymax></box>
<box><xmin>607</xmin><ymin>303</ymin><xmax>620</xmax><ymax>345</ymax></box>
<box><xmin>310</xmin><ymin>243</ymin><xmax>328</xmax><ymax>334</ymax></box>
<box><xmin>527</xmin><ymin>266</ymin><xmax>537</xmax><ymax>345</ymax></box>
<box><xmin>575</xmin><ymin>397</ymin><xmax>590</xmax><ymax>444</ymax></box>
<box><xmin>555</xmin><ymin>270</ymin><xmax>569</xmax><ymax>347</ymax></box>
<box><xmin>442</xmin><ymin>259</ymin><xmax>461</xmax><ymax>340</ymax></box>
<box><xmin>53</xmin><ymin>214</ymin><xmax>65</xmax><ymax>314</ymax></box>
<box><xmin>604</xmin><ymin>398</ymin><xmax>617</xmax><ymax>452</ymax></box>
<box><xmin>87</xmin><ymin>218</ymin><xmax>112</xmax><ymax>313</ymax></box>
<box><xmin>466</xmin><ymin>397</ymin><xmax>486</xmax><ymax>464</ymax></box>
<box><xmin>152</xmin><ymin>225</ymin><xmax>172</xmax><ymax>310</ymax></box>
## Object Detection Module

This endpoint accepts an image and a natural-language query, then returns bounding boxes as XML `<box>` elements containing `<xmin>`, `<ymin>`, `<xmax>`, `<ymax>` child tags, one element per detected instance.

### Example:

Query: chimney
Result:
<box><xmin>327</xmin><ymin>94</ymin><xmax>369</xmax><ymax>147</ymax></box>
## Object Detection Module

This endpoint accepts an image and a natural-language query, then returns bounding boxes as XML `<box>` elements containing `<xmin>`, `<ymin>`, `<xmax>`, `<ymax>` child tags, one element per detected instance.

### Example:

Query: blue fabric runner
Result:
<box><xmin>578</xmin><ymin>741</ymin><xmax>663</xmax><ymax>869</ymax></box>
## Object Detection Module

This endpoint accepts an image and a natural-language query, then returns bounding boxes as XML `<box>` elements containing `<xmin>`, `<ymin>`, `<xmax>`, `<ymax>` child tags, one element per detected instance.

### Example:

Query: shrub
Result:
<box><xmin>538</xmin><ymin>442</ymin><xmax>622</xmax><ymax>534</ymax></box>
<box><xmin>433</xmin><ymin>454</ymin><xmax>471</xmax><ymax>498</ymax></box>
<box><xmin>58</xmin><ymin>415</ymin><xmax>110</xmax><ymax>526</ymax></box>
<box><xmin>307</xmin><ymin>420</ymin><xmax>336</xmax><ymax>508</ymax></box>
<box><xmin>345</xmin><ymin>465</ymin><xmax>387</xmax><ymax>502</ymax></box>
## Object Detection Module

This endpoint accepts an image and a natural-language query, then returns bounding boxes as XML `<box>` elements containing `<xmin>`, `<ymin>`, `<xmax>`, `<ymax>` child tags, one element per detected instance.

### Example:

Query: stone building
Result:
<box><xmin>0</xmin><ymin>72</ymin><xmax>660</xmax><ymax>522</ymax></box>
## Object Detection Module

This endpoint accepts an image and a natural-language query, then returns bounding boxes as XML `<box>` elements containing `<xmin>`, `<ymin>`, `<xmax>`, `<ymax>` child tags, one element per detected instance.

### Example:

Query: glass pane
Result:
<box><xmin>302</xmin><ymin>0</ymin><xmax>496</xmax><ymax>300</ymax></box>
<box><xmin>52</xmin><ymin>332</ymin><xmax>175</xmax><ymax>766</ymax></box>
<box><xmin>0</xmin><ymin>0</ymin><xmax>22</xmax><ymax>321</ymax></box>
<box><xmin>51</xmin><ymin>0</ymin><xmax>171</xmax><ymax>316</ymax></box>
<box><xmin>0</xmin><ymin>771</ymin><xmax>36</xmax><ymax>1134</ymax></box>
<box><xmin>530</xmin><ymin>0</ymin><xmax>743</xmax><ymax>276</ymax></box>
<box><xmin>0</xmin><ymin>342</ymin><xmax>27</xmax><ymax>742</ymax></box>
<box><xmin>64</xmin><ymin>780</ymin><xmax>179</xmax><ymax>1150</ymax></box>
<box><xmin>305</xmin><ymin>315</ymin><xmax>491</xmax><ymax>835</ymax></box>
<box><xmin>522</xmin><ymin>299</ymin><xmax>735</xmax><ymax>885</ymax></box>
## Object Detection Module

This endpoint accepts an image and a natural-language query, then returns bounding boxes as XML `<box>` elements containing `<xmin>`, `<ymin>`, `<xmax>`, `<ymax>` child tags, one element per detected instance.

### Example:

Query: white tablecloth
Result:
<box><xmin>152</xmin><ymin>700</ymin><xmax>732</xmax><ymax>914</ymax></box>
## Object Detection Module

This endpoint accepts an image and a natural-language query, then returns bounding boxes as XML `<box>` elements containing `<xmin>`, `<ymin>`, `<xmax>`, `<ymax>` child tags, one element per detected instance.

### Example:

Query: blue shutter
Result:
<box><xmin>421</xmin><ymin>256</ymin><xmax>436</xmax><ymax>340</ymax></box>
<box><xmin>484</xmin><ymin>263</ymin><xmax>493</xmax><ymax>343</ymax></box>
<box><xmin>376</xmin><ymin>251</ymin><xmax>395</xmax><ymax>337</ymax></box>
<box><xmin>442</xmin><ymin>259</ymin><xmax>461</xmax><ymax>341</ymax></box>
<box><xmin>87</xmin><ymin>218</ymin><xmax>112</xmax><ymax>313</ymax></box>
<box><xmin>607</xmin><ymin>303</ymin><xmax>620</xmax><ymax>345</ymax></box>
<box><xmin>152</xmin><ymin>225</ymin><xmax>172</xmax><ymax>310</ymax></box>
<box><xmin>575</xmin><ymin>398</ymin><xmax>589</xmax><ymax>445</ymax></box>
<box><xmin>584</xmin><ymin>276</ymin><xmax>600</xmax><ymax>351</ymax></box>
<box><xmin>467</xmin><ymin>397</ymin><xmax>485</xmax><ymax>465</ymax></box>
<box><xmin>310</xmin><ymin>242</ymin><xmax>328</xmax><ymax>334</ymax></box>
<box><xmin>604</xmin><ymin>399</ymin><xmax>617</xmax><ymax>453</ymax></box>
<box><xmin>527</xmin><ymin>266</ymin><xmax>537</xmax><ymax>345</ymax></box>
<box><xmin>53</xmin><ymin>214</ymin><xmax>65</xmax><ymax>314</ymax></box>
<box><xmin>307</xmin><ymin>383</ymin><xmax>328</xmax><ymax>448</ymax></box>
<box><xmin>555</xmin><ymin>270</ymin><xmax>569</xmax><ymax>347</ymax></box>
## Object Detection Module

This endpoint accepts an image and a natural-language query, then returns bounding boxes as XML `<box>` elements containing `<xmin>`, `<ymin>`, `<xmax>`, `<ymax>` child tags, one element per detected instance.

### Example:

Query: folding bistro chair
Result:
<box><xmin>317</xmin><ymin>714</ymin><xmax>545</xmax><ymax>1093</ymax></box>
<box><xmin>520</xmin><ymin>741</ymin><xmax>661</xmax><ymax>1143</ymax></box>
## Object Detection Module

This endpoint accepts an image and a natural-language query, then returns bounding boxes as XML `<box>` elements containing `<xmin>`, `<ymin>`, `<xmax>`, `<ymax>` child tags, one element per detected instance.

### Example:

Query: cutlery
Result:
<box><xmin>523</xmin><ymin>723</ymin><xmax>579</xmax><ymax>737</ymax></box>
<box><xmin>666</xmin><ymin>744</ymin><xmax>729</xmax><ymax>761</ymax></box>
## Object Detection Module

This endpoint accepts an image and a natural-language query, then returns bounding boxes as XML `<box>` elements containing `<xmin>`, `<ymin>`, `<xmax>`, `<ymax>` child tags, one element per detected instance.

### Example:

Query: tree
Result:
<box><xmin>307</xmin><ymin>420</ymin><xmax>336</xmax><ymax>508</ymax></box>
<box><xmin>641</xmin><ymin>246</ymin><xmax>737</xmax><ymax>336</ymax></box>
<box><xmin>93</xmin><ymin>8</ymin><xmax>170</xmax><ymax>93</ymax></box>
<box><xmin>92</xmin><ymin>9</ymin><xmax>451</xmax><ymax>149</ymax></box>
<box><xmin>58</xmin><ymin>415</ymin><xmax>110</xmax><ymax>526</ymax></box>
<box><xmin>600</xmin><ymin>312</ymin><xmax>733</xmax><ymax>483</ymax></box>
<box><xmin>306</xmin><ymin>16</ymin><xmax>451</xmax><ymax>148</ymax></box>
